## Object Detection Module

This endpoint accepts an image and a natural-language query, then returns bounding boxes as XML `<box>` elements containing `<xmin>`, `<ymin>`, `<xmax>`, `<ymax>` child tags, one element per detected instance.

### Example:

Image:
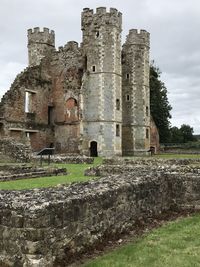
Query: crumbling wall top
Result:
<box><xmin>124</xmin><ymin>29</ymin><xmax>150</xmax><ymax>47</ymax></box>
<box><xmin>58</xmin><ymin>41</ymin><xmax>79</xmax><ymax>52</ymax></box>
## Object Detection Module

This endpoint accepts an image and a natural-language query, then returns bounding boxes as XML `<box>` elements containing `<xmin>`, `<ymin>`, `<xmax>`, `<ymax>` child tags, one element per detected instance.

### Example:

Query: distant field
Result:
<box><xmin>83</xmin><ymin>213</ymin><xmax>200</xmax><ymax>267</ymax></box>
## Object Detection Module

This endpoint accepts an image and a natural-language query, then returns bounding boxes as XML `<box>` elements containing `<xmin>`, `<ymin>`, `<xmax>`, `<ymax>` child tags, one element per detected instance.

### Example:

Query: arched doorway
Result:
<box><xmin>90</xmin><ymin>141</ymin><xmax>98</xmax><ymax>157</ymax></box>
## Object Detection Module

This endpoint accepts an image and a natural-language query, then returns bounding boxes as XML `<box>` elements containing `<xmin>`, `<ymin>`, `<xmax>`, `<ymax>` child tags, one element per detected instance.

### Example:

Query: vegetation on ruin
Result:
<box><xmin>83</xmin><ymin>213</ymin><xmax>200</xmax><ymax>267</ymax></box>
<box><xmin>0</xmin><ymin>157</ymin><xmax>102</xmax><ymax>190</ymax></box>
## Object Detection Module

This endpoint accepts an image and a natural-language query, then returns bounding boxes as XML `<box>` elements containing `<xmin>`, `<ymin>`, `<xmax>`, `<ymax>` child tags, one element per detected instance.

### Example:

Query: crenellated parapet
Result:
<box><xmin>124</xmin><ymin>29</ymin><xmax>150</xmax><ymax>47</ymax></box>
<box><xmin>81</xmin><ymin>7</ymin><xmax>122</xmax><ymax>31</ymax></box>
<box><xmin>27</xmin><ymin>27</ymin><xmax>55</xmax><ymax>46</ymax></box>
<box><xmin>27</xmin><ymin>27</ymin><xmax>55</xmax><ymax>66</ymax></box>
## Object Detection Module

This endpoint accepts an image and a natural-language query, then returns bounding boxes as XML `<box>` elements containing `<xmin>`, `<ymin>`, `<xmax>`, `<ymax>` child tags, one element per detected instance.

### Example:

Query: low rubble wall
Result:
<box><xmin>0</xmin><ymin>167</ymin><xmax>200</xmax><ymax>266</ymax></box>
<box><xmin>0</xmin><ymin>166</ymin><xmax>67</xmax><ymax>182</ymax></box>
<box><xmin>0</xmin><ymin>138</ymin><xmax>31</xmax><ymax>163</ymax></box>
<box><xmin>32</xmin><ymin>154</ymin><xmax>94</xmax><ymax>164</ymax></box>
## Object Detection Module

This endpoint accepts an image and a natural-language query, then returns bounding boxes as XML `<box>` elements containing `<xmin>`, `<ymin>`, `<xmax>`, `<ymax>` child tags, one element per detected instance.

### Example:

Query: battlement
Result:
<box><xmin>27</xmin><ymin>27</ymin><xmax>55</xmax><ymax>47</ymax></box>
<box><xmin>81</xmin><ymin>7</ymin><xmax>122</xmax><ymax>30</ymax></box>
<box><xmin>58</xmin><ymin>41</ymin><xmax>79</xmax><ymax>52</ymax></box>
<box><xmin>125</xmin><ymin>29</ymin><xmax>150</xmax><ymax>47</ymax></box>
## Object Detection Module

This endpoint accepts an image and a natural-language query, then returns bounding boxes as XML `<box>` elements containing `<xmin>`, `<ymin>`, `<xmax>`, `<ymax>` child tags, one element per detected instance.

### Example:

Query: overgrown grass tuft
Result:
<box><xmin>83</xmin><ymin>213</ymin><xmax>200</xmax><ymax>267</ymax></box>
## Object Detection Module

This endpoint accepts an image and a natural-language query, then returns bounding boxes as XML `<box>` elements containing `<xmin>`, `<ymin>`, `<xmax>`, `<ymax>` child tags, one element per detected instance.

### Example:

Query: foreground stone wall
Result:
<box><xmin>0</xmin><ymin>164</ymin><xmax>200</xmax><ymax>266</ymax></box>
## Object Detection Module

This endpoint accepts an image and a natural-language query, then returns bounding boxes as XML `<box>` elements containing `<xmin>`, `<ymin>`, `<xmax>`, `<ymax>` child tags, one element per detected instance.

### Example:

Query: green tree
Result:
<box><xmin>150</xmin><ymin>63</ymin><xmax>172</xmax><ymax>143</ymax></box>
<box><xmin>180</xmin><ymin>124</ymin><xmax>195</xmax><ymax>143</ymax></box>
<box><xmin>170</xmin><ymin>126</ymin><xmax>184</xmax><ymax>143</ymax></box>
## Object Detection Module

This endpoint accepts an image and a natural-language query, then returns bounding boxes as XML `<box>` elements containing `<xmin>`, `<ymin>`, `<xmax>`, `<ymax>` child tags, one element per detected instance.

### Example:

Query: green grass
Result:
<box><xmin>1</xmin><ymin>154</ymin><xmax>200</xmax><ymax>190</ymax></box>
<box><xmin>83</xmin><ymin>214</ymin><xmax>200</xmax><ymax>267</ymax></box>
<box><xmin>0</xmin><ymin>157</ymin><xmax>102</xmax><ymax>190</ymax></box>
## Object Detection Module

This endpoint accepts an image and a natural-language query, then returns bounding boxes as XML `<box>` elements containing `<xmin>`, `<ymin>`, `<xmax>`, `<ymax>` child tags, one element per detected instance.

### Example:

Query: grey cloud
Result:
<box><xmin>0</xmin><ymin>0</ymin><xmax>200</xmax><ymax>132</ymax></box>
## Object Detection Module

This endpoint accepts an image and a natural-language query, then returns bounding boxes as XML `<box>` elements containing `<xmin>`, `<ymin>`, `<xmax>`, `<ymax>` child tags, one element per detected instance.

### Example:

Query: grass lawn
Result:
<box><xmin>0</xmin><ymin>157</ymin><xmax>102</xmax><ymax>190</ymax></box>
<box><xmin>0</xmin><ymin>154</ymin><xmax>199</xmax><ymax>190</ymax></box>
<box><xmin>83</xmin><ymin>213</ymin><xmax>200</xmax><ymax>267</ymax></box>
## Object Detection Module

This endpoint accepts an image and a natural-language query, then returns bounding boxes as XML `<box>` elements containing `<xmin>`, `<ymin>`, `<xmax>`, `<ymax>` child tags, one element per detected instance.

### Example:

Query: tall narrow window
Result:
<box><xmin>146</xmin><ymin>128</ymin><xmax>149</xmax><ymax>139</ymax></box>
<box><xmin>116</xmin><ymin>99</ymin><xmax>120</xmax><ymax>110</ymax></box>
<box><xmin>126</xmin><ymin>73</ymin><xmax>130</xmax><ymax>79</ymax></box>
<box><xmin>84</xmin><ymin>55</ymin><xmax>87</xmax><ymax>71</ymax></box>
<box><xmin>48</xmin><ymin>106</ymin><xmax>53</xmax><ymax>125</ymax></box>
<box><xmin>25</xmin><ymin>92</ymin><xmax>31</xmax><ymax>113</ymax></box>
<box><xmin>92</xmin><ymin>65</ymin><xmax>96</xmax><ymax>72</ymax></box>
<box><xmin>116</xmin><ymin>124</ymin><xmax>120</xmax><ymax>137</ymax></box>
<box><xmin>126</xmin><ymin>94</ymin><xmax>130</xmax><ymax>101</ymax></box>
<box><xmin>146</xmin><ymin>106</ymin><xmax>149</xmax><ymax>116</ymax></box>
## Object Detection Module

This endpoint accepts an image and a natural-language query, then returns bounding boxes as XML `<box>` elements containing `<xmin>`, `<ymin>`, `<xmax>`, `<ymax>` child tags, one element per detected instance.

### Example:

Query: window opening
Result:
<box><xmin>146</xmin><ymin>106</ymin><xmax>149</xmax><ymax>116</ymax></box>
<box><xmin>84</xmin><ymin>55</ymin><xmax>87</xmax><ymax>71</ymax></box>
<box><xmin>96</xmin><ymin>31</ymin><xmax>100</xmax><ymax>38</ymax></box>
<box><xmin>126</xmin><ymin>94</ymin><xmax>130</xmax><ymax>101</ymax></box>
<box><xmin>116</xmin><ymin>124</ymin><xmax>120</xmax><ymax>137</ymax></box>
<box><xmin>116</xmin><ymin>99</ymin><xmax>120</xmax><ymax>110</ymax></box>
<box><xmin>48</xmin><ymin>106</ymin><xmax>53</xmax><ymax>125</ymax></box>
<box><xmin>146</xmin><ymin>128</ymin><xmax>149</xmax><ymax>139</ymax></box>
<box><xmin>25</xmin><ymin>92</ymin><xmax>31</xmax><ymax>112</ymax></box>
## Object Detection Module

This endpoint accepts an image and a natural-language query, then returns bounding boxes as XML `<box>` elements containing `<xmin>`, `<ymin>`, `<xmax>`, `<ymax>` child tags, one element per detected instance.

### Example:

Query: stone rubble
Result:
<box><xmin>0</xmin><ymin>158</ymin><xmax>200</xmax><ymax>266</ymax></box>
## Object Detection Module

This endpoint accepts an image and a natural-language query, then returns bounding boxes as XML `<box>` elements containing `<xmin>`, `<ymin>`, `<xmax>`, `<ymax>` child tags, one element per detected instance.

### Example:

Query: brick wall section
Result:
<box><xmin>150</xmin><ymin>116</ymin><xmax>160</xmax><ymax>153</ymax></box>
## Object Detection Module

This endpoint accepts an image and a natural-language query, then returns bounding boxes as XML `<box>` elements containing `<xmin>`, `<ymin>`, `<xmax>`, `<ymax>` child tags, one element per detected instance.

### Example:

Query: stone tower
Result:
<box><xmin>27</xmin><ymin>27</ymin><xmax>55</xmax><ymax>66</ymax></box>
<box><xmin>80</xmin><ymin>7</ymin><xmax>122</xmax><ymax>157</ymax></box>
<box><xmin>122</xmin><ymin>29</ymin><xmax>150</xmax><ymax>155</ymax></box>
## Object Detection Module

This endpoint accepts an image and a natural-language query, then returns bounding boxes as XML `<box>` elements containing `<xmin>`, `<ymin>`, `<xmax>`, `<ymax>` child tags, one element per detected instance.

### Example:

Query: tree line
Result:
<box><xmin>150</xmin><ymin>63</ymin><xmax>196</xmax><ymax>144</ymax></box>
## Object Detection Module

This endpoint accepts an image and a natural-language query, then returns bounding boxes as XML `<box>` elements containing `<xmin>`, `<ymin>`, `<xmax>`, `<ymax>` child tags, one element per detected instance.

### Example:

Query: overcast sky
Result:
<box><xmin>0</xmin><ymin>0</ymin><xmax>200</xmax><ymax>133</ymax></box>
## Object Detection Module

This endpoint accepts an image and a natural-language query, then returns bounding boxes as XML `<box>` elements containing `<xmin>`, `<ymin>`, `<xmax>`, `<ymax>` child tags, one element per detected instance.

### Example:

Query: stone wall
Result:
<box><xmin>122</xmin><ymin>29</ymin><xmax>150</xmax><ymax>155</ymax></box>
<box><xmin>0</xmin><ymin>165</ymin><xmax>67</xmax><ymax>182</ymax></box>
<box><xmin>81</xmin><ymin>7</ymin><xmax>122</xmax><ymax>157</ymax></box>
<box><xmin>0</xmin><ymin>138</ymin><xmax>31</xmax><ymax>162</ymax></box>
<box><xmin>1</xmin><ymin>164</ymin><xmax>200</xmax><ymax>266</ymax></box>
<box><xmin>32</xmin><ymin>154</ymin><xmax>94</xmax><ymax>164</ymax></box>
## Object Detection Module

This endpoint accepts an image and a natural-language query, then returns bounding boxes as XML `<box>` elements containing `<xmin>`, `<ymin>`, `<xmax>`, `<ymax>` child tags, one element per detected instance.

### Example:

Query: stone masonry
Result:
<box><xmin>0</xmin><ymin>7</ymin><xmax>153</xmax><ymax>157</ymax></box>
<box><xmin>1</xmin><ymin>159</ymin><xmax>200</xmax><ymax>266</ymax></box>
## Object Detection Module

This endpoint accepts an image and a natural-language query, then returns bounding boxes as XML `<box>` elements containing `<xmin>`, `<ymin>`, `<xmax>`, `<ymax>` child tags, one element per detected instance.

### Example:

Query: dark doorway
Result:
<box><xmin>90</xmin><ymin>141</ymin><xmax>98</xmax><ymax>157</ymax></box>
<box><xmin>48</xmin><ymin>106</ymin><xmax>53</xmax><ymax>125</ymax></box>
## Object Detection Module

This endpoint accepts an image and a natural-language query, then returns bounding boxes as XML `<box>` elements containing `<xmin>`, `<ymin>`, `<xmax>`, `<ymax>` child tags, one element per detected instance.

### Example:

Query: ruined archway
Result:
<box><xmin>90</xmin><ymin>141</ymin><xmax>98</xmax><ymax>157</ymax></box>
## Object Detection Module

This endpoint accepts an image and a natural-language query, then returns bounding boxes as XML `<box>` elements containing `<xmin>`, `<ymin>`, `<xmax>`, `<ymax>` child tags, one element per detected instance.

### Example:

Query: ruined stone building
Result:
<box><xmin>0</xmin><ymin>7</ymin><xmax>152</xmax><ymax>157</ymax></box>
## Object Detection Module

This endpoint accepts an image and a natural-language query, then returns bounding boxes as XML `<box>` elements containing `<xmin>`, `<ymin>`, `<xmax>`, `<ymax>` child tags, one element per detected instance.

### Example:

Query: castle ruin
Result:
<box><xmin>0</xmin><ymin>7</ymin><xmax>152</xmax><ymax>157</ymax></box>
